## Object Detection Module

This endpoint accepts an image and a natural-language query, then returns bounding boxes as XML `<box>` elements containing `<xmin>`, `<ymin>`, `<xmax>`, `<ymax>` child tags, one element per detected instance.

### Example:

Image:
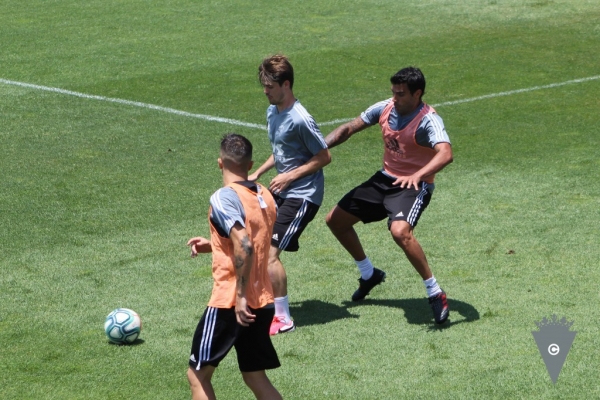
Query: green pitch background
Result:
<box><xmin>1</xmin><ymin>0</ymin><xmax>599</xmax><ymax>398</ymax></box>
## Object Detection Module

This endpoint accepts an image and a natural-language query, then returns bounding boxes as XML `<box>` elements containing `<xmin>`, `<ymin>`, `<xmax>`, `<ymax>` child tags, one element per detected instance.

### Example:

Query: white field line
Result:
<box><xmin>2</xmin><ymin>75</ymin><xmax>599</xmax><ymax>129</ymax></box>
<box><xmin>0</xmin><ymin>78</ymin><xmax>264</xmax><ymax>130</ymax></box>
<box><xmin>318</xmin><ymin>75</ymin><xmax>600</xmax><ymax>126</ymax></box>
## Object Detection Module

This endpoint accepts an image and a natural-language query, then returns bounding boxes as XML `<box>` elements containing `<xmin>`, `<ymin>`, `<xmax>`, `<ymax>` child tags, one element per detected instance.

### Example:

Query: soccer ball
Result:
<box><xmin>104</xmin><ymin>308</ymin><xmax>142</xmax><ymax>344</ymax></box>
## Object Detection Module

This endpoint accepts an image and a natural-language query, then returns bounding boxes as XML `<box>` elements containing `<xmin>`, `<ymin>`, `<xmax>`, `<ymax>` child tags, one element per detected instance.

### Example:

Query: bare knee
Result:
<box><xmin>242</xmin><ymin>371</ymin><xmax>260</xmax><ymax>388</ymax></box>
<box><xmin>390</xmin><ymin>222</ymin><xmax>414</xmax><ymax>249</ymax></box>
<box><xmin>267</xmin><ymin>248</ymin><xmax>284</xmax><ymax>275</ymax></box>
<box><xmin>268</xmin><ymin>245</ymin><xmax>282</xmax><ymax>264</ymax></box>
<box><xmin>326</xmin><ymin>206</ymin><xmax>355</xmax><ymax>232</ymax></box>
<box><xmin>242</xmin><ymin>371</ymin><xmax>282</xmax><ymax>400</ymax></box>
<box><xmin>187</xmin><ymin>366</ymin><xmax>217</xmax><ymax>400</ymax></box>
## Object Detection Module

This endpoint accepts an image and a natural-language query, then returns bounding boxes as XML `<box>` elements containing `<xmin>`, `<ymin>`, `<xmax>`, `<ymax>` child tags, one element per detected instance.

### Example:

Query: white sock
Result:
<box><xmin>424</xmin><ymin>276</ymin><xmax>442</xmax><ymax>297</ymax></box>
<box><xmin>355</xmin><ymin>257</ymin><xmax>374</xmax><ymax>280</ymax></box>
<box><xmin>274</xmin><ymin>296</ymin><xmax>291</xmax><ymax>322</ymax></box>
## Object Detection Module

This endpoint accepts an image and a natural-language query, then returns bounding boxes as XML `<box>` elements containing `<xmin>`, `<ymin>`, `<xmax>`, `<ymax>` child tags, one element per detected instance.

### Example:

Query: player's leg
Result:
<box><xmin>188</xmin><ymin>307</ymin><xmax>238</xmax><ymax>397</ymax></box>
<box><xmin>268</xmin><ymin>197</ymin><xmax>293</xmax><ymax>334</ymax></box>
<box><xmin>268</xmin><ymin>245</ymin><xmax>286</xmax><ymax>298</ymax></box>
<box><xmin>387</xmin><ymin>183</ymin><xmax>449</xmax><ymax>324</ymax></box>
<box><xmin>187</xmin><ymin>366</ymin><xmax>216</xmax><ymax>400</ymax></box>
<box><xmin>236</xmin><ymin>306</ymin><xmax>282</xmax><ymax>399</ymax></box>
<box><xmin>241</xmin><ymin>370</ymin><xmax>282</xmax><ymax>400</ymax></box>
<box><xmin>325</xmin><ymin>205</ymin><xmax>365</xmax><ymax>261</ymax></box>
<box><xmin>389</xmin><ymin>220</ymin><xmax>432</xmax><ymax>280</ymax></box>
<box><xmin>326</xmin><ymin>173</ymin><xmax>389</xmax><ymax>301</ymax></box>
<box><xmin>269</xmin><ymin>197</ymin><xmax>319</xmax><ymax>334</ymax></box>
<box><xmin>267</xmin><ymin>245</ymin><xmax>294</xmax><ymax>334</ymax></box>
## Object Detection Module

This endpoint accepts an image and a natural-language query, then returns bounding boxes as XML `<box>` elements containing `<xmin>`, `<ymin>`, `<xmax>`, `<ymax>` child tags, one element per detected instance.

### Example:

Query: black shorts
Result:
<box><xmin>189</xmin><ymin>305</ymin><xmax>280</xmax><ymax>373</ymax></box>
<box><xmin>271</xmin><ymin>195</ymin><xmax>320</xmax><ymax>252</ymax></box>
<box><xmin>337</xmin><ymin>171</ymin><xmax>433</xmax><ymax>229</ymax></box>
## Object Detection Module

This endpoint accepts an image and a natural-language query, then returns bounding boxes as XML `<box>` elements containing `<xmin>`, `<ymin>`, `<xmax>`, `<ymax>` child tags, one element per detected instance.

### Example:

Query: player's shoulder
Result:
<box><xmin>210</xmin><ymin>187</ymin><xmax>240</xmax><ymax>207</ymax></box>
<box><xmin>366</xmin><ymin>98</ymin><xmax>393</xmax><ymax>111</ymax></box>
<box><xmin>289</xmin><ymin>101</ymin><xmax>322</xmax><ymax>134</ymax></box>
<box><xmin>362</xmin><ymin>98</ymin><xmax>393</xmax><ymax>117</ymax></box>
<box><xmin>290</xmin><ymin>100</ymin><xmax>315</xmax><ymax>120</ymax></box>
<box><xmin>421</xmin><ymin>106</ymin><xmax>445</xmax><ymax>125</ymax></box>
<box><xmin>361</xmin><ymin>98</ymin><xmax>392</xmax><ymax>124</ymax></box>
<box><xmin>211</xmin><ymin>186</ymin><xmax>237</xmax><ymax>198</ymax></box>
<box><xmin>256</xmin><ymin>183</ymin><xmax>270</xmax><ymax>197</ymax></box>
<box><xmin>266</xmin><ymin>104</ymin><xmax>278</xmax><ymax>117</ymax></box>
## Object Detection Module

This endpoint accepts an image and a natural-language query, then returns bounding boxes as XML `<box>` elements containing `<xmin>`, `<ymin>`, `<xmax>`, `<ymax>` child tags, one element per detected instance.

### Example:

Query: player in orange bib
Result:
<box><xmin>186</xmin><ymin>134</ymin><xmax>282</xmax><ymax>400</ymax></box>
<box><xmin>325</xmin><ymin>67</ymin><xmax>453</xmax><ymax>324</ymax></box>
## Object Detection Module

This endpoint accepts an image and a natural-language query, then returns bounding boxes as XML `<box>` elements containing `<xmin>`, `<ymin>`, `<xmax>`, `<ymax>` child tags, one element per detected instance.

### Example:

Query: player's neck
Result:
<box><xmin>276</xmin><ymin>93</ymin><xmax>296</xmax><ymax>112</ymax></box>
<box><xmin>222</xmin><ymin>169</ymin><xmax>248</xmax><ymax>186</ymax></box>
<box><xmin>397</xmin><ymin>101</ymin><xmax>423</xmax><ymax>118</ymax></box>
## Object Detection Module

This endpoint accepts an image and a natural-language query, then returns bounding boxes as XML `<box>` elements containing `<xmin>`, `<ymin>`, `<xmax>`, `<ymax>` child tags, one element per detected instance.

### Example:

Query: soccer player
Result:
<box><xmin>324</xmin><ymin>67</ymin><xmax>453</xmax><ymax>324</ymax></box>
<box><xmin>186</xmin><ymin>134</ymin><xmax>282</xmax><ymax>400</ymax></box>
<box><xmin>249</xmin><ymin>54</ymin><xmax>331</xmax><ymax>335</ymax></box>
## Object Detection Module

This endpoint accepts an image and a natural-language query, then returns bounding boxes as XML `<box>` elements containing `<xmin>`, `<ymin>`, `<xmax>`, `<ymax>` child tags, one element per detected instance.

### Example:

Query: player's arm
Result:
<box><xmin>229</xmin><ymin>223</ymin><xmax>256</xmax><ymax>326</ymax></box>
<box><xmin>324</xmin><ymin>116</ymin><xmax>370</xmax><ymax>149</ymax></box>
<box><xmin>248</xmin><ymin>154</ymin><xmax>275</xmax><ymax>182</ymax></box>
<box><xmin>392</xmin><ymin>142</ymin><xmax>453</xmax><ymax>189</ymax></box>
<box><xmin>268</xmin><ymin>148</ymin><xmax>331</xmax><ymax>194</ymax></box>
<box><xmin>187</xmin><ymin>237</ymin><xmax>212</xmax><ymax>257</ymax></box>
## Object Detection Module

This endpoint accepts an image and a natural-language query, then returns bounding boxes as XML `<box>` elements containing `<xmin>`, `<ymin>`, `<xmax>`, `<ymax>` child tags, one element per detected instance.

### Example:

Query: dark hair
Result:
<box><xmin>220</xmin><ymin>133</ymin><xmax>252</xmax><ymax>165</ymax></box>
<box><xmin>258</xmin><ymin>54</ymin><xmax>294</xmax><ymax>89</ymax></box>
<box><xmin>390</xmin><ymin>67</ymin><xmax>426</xmax><ymax>97</ymax></box>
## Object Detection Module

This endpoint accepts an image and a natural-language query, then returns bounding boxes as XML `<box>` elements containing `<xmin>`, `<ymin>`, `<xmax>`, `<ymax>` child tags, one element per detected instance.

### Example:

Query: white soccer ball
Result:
<box><xmin>104</xmin><ymin>308</ymin><xmax>142</xmax><ymax>344</ymax></box>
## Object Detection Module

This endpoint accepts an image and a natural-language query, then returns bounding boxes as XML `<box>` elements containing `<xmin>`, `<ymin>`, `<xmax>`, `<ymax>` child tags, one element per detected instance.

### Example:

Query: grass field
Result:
<box><xmin>1</xmin><ymin>0</ymin><xmax>599</xmax><ymax>399</ymax></box>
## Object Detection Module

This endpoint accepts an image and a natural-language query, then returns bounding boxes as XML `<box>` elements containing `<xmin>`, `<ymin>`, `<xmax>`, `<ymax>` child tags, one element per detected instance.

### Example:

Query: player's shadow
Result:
<box><xmin>290</xmin><ymin>300</ymin><xmax>360</xmax><ymax>326</ymax></box>
<box><xmin>289</xmin><ymin>298</ymin><xmax>479</xmax><ymax>330</ymax></box>
<box><xmin>343</xmin><ymin>298</ymin><xmax>480</xmax><ymax>330</ymax></box>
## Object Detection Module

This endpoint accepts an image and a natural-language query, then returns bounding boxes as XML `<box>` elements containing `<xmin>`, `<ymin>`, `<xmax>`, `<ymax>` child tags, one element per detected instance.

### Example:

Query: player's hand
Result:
<box><xmin>269</xmin><ymin>172</ymin><xmax>293</xmax><ymax>194</ymax></box>
<box><xmin>187</xmin><ymin>237</ymin><xmax>212</xmax><ymax>257</ymax></box>
<box><xmin>392</xmin><ymin>174</ymin><xmax>421</xmax><ymax>190</ymax></box>
<box><xmin>235</xmin><ymin>296</ymin><xmax>256</xmax><ymax>326</ymax></box>
<box><xmin>248</xmin><ymin>172</ymin><xmax>259</xmax><ymax>182</ymax></box>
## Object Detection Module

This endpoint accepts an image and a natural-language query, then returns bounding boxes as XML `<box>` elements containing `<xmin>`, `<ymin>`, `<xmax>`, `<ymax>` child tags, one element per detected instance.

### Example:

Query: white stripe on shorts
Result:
<box><xmin>407</xmin><ymin>183</ymin><xmax>429</xmax><ymax>226</ymax></box>
<box><xmin>280</xmin><ymin>200</ymin><xmax>309</xmax><ymax>250</ymax></box>
<box><xmin>197</xmin><ymin>307</ymin><xmax>218</xmax><ymax>370</ymax></box>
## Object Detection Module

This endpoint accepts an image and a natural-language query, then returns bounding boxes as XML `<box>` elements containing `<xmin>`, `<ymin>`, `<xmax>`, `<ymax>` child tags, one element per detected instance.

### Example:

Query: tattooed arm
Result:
<box><xmin>230</xmin><ymin>223</ymin><xmax>256</xmax><ymax>326</ymax></box>
<box><xmin>324</xmin><ymin>116</ymin><xmax>370</xmax><ymax>149</ymax></box>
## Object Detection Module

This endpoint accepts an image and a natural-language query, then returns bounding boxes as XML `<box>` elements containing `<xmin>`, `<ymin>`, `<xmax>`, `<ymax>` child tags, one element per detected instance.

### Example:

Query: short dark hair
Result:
<box><xmin>258</xmin><ymin>54</ymin><xmax>294</xmax><ymax>89</ymax></box>
<box><xmin>390</xmin><ymin>67</ymin><xmax>426</xmax><ymax>97</ymax></box>
<box><xmin>220</xmin><ymin>133</ymin><xmax>252</xmax><ymax>165</ymax></box>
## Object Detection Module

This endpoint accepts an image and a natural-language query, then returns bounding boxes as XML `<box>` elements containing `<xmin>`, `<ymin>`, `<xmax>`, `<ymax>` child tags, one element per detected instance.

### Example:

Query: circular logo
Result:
<box><xmin>548</xmin><ymin>343</ymin><xmax>560</xmax><ymax>356</ymax></box>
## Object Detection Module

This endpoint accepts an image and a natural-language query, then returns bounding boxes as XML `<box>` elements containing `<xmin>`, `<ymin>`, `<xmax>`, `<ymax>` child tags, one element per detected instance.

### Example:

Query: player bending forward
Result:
<box><xmin>187</xmin><ymin>134</ymin><xmax>282</xmax><ymax>400</ymax></box>
<box><xmin>325</xmin><ymin>67</ymin><xmax>453</xmax><ymax>324</ymax></box>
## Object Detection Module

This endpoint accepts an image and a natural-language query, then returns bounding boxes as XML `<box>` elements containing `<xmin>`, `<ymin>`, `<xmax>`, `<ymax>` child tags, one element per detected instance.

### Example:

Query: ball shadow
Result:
<box><xmin>107</xmin><ymin>338</ymin><xmax>146</xmax><ymax>346</ymax></box>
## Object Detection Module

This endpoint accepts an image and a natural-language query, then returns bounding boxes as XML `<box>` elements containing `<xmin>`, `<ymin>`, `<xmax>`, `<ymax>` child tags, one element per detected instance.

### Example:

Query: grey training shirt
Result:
<box><xmin>266</xmin><ymin>100</ymin><xmax>328</xmax><ymax>205</ymax></box>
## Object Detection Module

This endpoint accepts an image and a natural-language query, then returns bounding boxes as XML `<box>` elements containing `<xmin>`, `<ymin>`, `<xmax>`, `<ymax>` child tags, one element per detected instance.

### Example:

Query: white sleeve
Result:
<box><xmin>417</xmin><ymin>113</ymin><xmax>451</xmax><ymax>148</ymax></box>
<box><xmin>209</xmin><ymin>188</ymin><xmax>245</xmax><ymax>237</ymax></box>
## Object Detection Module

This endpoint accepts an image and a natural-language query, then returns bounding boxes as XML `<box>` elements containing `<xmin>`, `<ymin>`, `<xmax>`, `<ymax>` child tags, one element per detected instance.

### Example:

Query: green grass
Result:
<box><xmin>1</xmin><ymin>0</ymin><xmax>599</xmax><ymax>398</ymax></box>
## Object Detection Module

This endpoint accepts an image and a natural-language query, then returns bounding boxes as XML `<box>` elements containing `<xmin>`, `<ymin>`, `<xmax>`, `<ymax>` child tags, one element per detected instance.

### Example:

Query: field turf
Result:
<box><xmin>1</xmin><ymin>1</ymin><xmax>599</xmax><ymax>398</ymax></box>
